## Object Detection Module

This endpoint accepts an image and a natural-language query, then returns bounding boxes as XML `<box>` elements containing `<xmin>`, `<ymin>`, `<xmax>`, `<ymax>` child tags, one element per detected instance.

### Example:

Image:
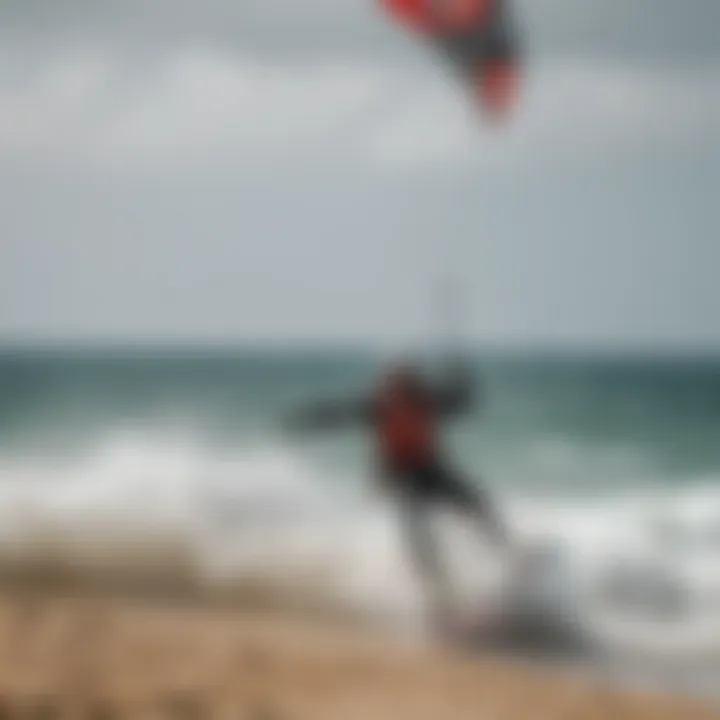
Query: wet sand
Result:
<box><xmin>0</xmin><ymin>590</ymin><xmax>717</xmax><ymax>719</ymax></box>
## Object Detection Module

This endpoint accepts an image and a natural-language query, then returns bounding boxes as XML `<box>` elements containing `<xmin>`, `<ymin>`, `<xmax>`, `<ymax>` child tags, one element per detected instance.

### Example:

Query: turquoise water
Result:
<box><xmin>2</xmin><ymin>348</ymin><xmax>720</xmax><ymax>494</ymax></box>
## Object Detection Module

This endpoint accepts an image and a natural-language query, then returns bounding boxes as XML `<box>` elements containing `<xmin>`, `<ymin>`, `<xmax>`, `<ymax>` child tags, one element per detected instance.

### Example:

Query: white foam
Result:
<box><xmin>0</xmin><ymin>433</ymin><xmax>718</xmax><ymax>655</ymax></box>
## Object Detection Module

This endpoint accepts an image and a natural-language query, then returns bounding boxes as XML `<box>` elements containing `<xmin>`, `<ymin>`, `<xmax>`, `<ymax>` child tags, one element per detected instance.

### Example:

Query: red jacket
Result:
<box><xmin>376</xmin><ymin>388</ymin><xmax>438</xmax><ymax>466</ymax></box>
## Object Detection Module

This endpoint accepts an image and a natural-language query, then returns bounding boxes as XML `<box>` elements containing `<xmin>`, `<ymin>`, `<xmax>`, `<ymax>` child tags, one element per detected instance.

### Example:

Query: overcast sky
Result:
<box><xmin>1</xmin><ymin>0</ymin><xmax>719</xmax><ymax>351</ymax></box>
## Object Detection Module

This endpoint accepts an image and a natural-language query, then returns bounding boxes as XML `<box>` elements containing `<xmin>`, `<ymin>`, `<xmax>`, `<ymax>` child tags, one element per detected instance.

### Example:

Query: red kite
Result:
<box><xmin>381</xmin><ymin>0</ymin><xmax>521</xmax><ymax>122</ymax></box>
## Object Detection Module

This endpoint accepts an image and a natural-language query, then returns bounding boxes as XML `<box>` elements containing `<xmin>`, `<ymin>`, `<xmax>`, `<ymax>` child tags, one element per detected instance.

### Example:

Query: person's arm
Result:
<box><xmin>429</xmin><ymin>359</ymin><xmax>479</xmax><ymax>418</ymax></box>
<box><xmin>282</xmin><ymin>397</ymin><xmax>375</xmax><ymax>434</ymax></box>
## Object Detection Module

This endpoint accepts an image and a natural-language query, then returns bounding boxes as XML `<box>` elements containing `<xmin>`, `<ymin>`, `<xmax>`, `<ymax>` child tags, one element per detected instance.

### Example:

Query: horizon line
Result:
<box><xmin>2</xmin><ymin>337</ymin><xmax>720</xmax><ymax>362</ymax></box>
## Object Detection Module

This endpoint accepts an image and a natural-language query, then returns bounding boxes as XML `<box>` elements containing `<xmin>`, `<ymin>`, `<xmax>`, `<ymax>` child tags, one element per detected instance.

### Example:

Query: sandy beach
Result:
<box><xmin>0</xmin><ymin>588</ymin><xmax>717</xmax><ymax>720</ymax></box>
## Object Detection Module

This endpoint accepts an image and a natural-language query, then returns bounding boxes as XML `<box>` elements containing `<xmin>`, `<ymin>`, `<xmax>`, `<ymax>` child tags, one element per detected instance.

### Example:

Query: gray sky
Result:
<box><xmin>1</xmin><ymin>0</ymin><xmax>719</xmax><ymax>350</ymax></box>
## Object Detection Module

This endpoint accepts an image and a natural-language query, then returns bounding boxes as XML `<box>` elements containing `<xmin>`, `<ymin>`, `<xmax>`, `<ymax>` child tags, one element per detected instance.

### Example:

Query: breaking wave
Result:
<box><xmin>1</xmin><ymin>433</ymin><xmax>720</xmax><ymax>661</ymax></box>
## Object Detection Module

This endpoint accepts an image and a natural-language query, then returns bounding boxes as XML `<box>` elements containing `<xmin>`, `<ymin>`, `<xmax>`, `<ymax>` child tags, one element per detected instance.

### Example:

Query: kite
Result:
<box><xmin>381</xmin><ymin>0</ymin><xmax>521</xmax><ymax>121</ymax></box>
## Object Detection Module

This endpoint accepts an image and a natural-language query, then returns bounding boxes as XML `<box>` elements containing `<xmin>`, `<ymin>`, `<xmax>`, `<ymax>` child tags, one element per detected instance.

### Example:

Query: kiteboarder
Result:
<box><xmin>284</xmin><ymin>359</ymin><xmax>512</xmax><ymax>619</ymax></box>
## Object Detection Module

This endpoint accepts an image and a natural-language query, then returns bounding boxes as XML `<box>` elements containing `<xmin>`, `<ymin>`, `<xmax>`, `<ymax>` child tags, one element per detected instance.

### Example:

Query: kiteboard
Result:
<box><xmin>429</xmin><ymin>538</ymin><xmax>587</xmax><ymax>655</ymax></box>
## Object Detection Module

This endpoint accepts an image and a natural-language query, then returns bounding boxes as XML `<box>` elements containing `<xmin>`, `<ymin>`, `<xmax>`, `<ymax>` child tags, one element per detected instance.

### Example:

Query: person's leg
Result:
<box><xmin>394</xmin><ymin>480</ymin><xmax>455</xmax><ymax>620</ymax></box>
<box><xmin>428</xmin><ymin>461</ymin><xmax>510</xmax><ymax>549</ymax></box>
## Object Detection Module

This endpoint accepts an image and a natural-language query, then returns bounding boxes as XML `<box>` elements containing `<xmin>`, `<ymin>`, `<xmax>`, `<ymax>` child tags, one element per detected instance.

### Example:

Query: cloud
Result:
<box><xmin>0</xmin><ymin>49</ymin><xmax>389</xmax><ymax>171</ymax></box>
<box><xmin>4</xmin><ymin>0</ymin><xmax>720</xmax><ymax>64</ymax></box>
<box><xmin>0</xmin><ymin>47</ymin><xmax>718</xmax><ymax>175</ymax></box>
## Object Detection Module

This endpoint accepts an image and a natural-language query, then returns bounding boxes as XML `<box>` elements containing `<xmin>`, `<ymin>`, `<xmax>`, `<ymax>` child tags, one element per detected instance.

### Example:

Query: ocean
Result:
<box><xmin>1</xmin><ymin>347</ymin><xmax>719</xmax><ymax>693</ymax></box>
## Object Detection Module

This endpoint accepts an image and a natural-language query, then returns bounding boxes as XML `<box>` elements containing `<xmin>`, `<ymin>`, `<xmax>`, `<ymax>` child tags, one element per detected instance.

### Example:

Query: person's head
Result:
<box><xmin>379</xmin><ymin>361</ymin><xmax>424</xmax><ymax>397</ymax></box>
